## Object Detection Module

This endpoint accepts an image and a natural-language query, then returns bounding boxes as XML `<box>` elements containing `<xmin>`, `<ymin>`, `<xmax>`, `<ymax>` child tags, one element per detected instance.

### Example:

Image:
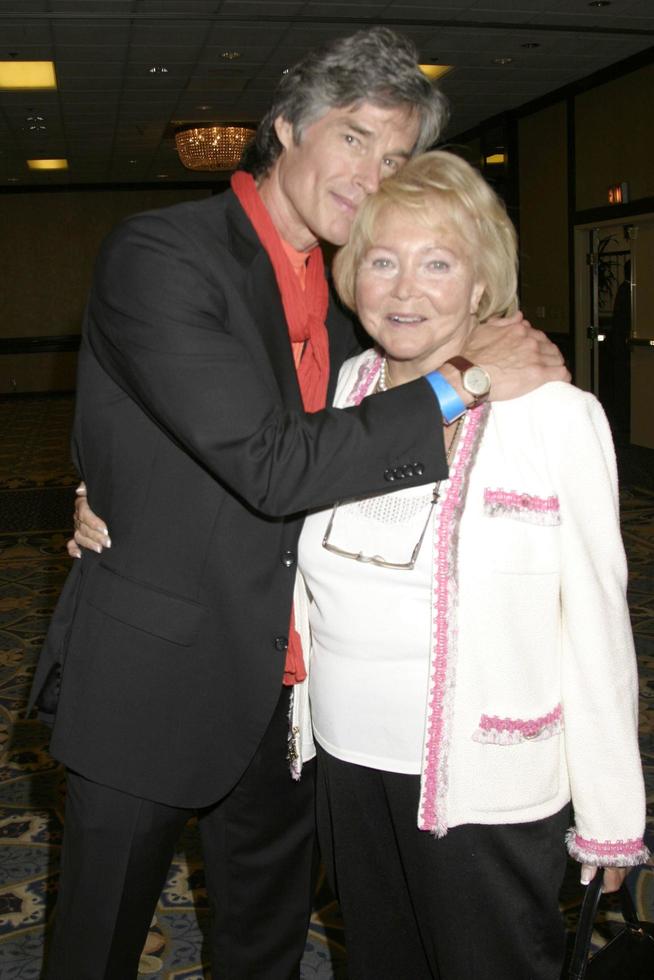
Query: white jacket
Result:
<box><xmin>291</xmin><ymin>350</ymin><xmax>648</xmax><ymax>867</ymax></box>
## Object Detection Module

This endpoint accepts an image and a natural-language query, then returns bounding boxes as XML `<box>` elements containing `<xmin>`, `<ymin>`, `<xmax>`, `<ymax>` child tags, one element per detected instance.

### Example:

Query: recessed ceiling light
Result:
<box><xmin>588</xmin><ymin>1</ymin><xmax>611</xmax><ymax>6</ymax></box>
<box><xmin>26</xmin><ymin>113</ymin><xmax>46</xmax><ymax>131</ymax></box>
<box><xmin>6</xmin><ymin>176</ymin><xmax>20</xmax><ymax>182</ymax></box>
<box><xmin>492</xmin><ymin>57</ymin><xmax>514</xmax><ymax>66</ymax></box>
<box><xmin>128</xmin><ymin>159</ymin><xmax>138</xmax><ymax>164</ymax></box>
<box><xmin>148</xmin><ymin>65</ymin><xmax>169</xmax><ymax>74</ymax></box>
<box><xmin>221</xmin><ymin>51</ymin><xmax>241</xmax><ymax>60</ymax></box>
<box><xmin>419</xmin><ymin>64</ymin><xmax>453</xmax><ymax>81</ymax></box>
<box><xmin>196</xmin><ymin>104</ymin><xmax>213</xmax><ymax>111</ymax></box>
<box><xmin>156</xmin><ymin>173</ymin><xmax>169</xmax><ymax>178</ymax></box>
<box><xmin>521</xmin><ymin>42</ymin><xmax>541</xmax><ymax>49</ymax></box>
<box><xmin>0</xmin><ymin>61</ymin><xmax>57</xmax><ymax>90</ymax></box>
<box><xmin>27</xmin><ymin>158</ymin><xmax>68</xmax><ymax>170</ymax></box>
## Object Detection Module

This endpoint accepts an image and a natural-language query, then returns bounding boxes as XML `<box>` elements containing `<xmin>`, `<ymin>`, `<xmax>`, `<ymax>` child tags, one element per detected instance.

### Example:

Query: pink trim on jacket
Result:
<box><xmin>483</xmin><ymin>489</ymin><xmax>561</xmax><ymax>525</ymax></box>
<box><xmin>350</xmin><ymin>351</ymin><xmax>383</xmax><ymax>406</ymax></box>
<box><xmin>473</xmin><ymin>704</ymin><xmax>563</xmax><ymax>745</ymax></box>
<box><xmin>565</xmin><ymin>829</ymin><xmax>649</xmax><ymax>867</ymax></box>
<box><xmin>418</xmin><ymin>403</ymin><xmax>489</xmax><ymax>836</ymax></box>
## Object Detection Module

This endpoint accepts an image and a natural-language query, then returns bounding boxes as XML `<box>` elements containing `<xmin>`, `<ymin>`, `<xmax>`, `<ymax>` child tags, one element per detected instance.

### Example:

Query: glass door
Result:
<box><xmin>586</xmin><ymin>225</ymin><xmax>633</xmax><ymax>440</ymax></box>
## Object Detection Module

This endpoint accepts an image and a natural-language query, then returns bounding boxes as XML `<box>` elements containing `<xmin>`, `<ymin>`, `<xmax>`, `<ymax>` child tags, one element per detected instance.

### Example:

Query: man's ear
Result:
<box><xmin>274</xmin><ymin>116</ymin><xmax>294</xmax><ymax>150</ymax></box>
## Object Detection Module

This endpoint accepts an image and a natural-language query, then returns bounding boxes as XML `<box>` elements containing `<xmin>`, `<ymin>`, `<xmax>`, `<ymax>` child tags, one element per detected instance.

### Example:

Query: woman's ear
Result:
<box><xmin>470</xmin><ymin>280</ymin><xmax>486</xmax><ymax>315</ymax></box>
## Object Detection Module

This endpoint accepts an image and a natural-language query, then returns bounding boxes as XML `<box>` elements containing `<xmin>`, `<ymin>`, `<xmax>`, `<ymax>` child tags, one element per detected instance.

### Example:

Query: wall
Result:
<box><xmin>517</xmin><ymin>102</ymin><xmax>569</xmax><ymax>338</ymax></box>
<box><xmin>631</xmin><ymin>347</ymin><xmax>654</xmax><ymax>448</ymax></box>
<box><xmin>575</xmin><ymin>64</ymin><xmax>654</xmax><ymax>212</ymax></box>
<box><xmin>572</xmin><ymin>62</ymin><xmax>654</xmax><ymax>447</ymax></box>
<box><xmin>514</xmin><ymin>58</ymin><xmax>653</xmax><ymax>446</ymax></box>
<box><xmin>630</xmin><ymin>216</ymin><xmax>654</xmax><ymax>449</ymax></box>
<box><xmin>0</xmin><ymin>187</ymin><xmax>212</xmax><ymax>393</ymax></box>
<box><xmin>632</xmin><ymin>218</ymin><xmax>654</xmax><ymax>341</ymax></box>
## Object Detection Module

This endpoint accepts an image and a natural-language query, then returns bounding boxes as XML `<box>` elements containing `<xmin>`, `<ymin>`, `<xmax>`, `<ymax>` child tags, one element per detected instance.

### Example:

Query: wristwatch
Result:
<box><xmin>445</xmin><ymin>356</ymin><xmax>491</xmax><ymax>406</ymax></box>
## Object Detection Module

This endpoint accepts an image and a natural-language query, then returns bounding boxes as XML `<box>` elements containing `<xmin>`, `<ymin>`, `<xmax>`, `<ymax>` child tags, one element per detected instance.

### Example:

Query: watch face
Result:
<box><xmin>463</xmin><ymin>365</ymin><xmax>491</xmax><ymax>397</ymax></box>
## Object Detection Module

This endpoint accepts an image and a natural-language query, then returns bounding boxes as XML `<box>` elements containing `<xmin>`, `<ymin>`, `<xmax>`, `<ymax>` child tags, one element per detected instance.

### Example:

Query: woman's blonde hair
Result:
<box><xmin>333</xmin><ymin>149</ymin><xmax>518</xmax><ymax>323</ymax></box>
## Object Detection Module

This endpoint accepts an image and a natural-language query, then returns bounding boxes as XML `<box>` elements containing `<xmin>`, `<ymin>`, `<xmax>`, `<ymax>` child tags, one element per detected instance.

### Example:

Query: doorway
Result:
<box><xmin>574</xmin><ymin>214</ymin><xmax>654</xmax><ymax>449</ymax></box>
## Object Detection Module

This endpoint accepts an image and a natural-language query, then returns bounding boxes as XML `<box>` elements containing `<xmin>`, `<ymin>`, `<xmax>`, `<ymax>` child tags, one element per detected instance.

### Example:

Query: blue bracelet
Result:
<box><xmin>425</xmin><ymin>370</ymin><xmax>467</xmax><ymax>425</ymax></box>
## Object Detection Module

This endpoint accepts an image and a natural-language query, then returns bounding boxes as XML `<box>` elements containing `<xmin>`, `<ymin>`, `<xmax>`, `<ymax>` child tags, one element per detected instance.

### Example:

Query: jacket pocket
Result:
<box><xmin>85</xmin><ymin>562</ymin><xmax>206</xmax><ymax>647</ymax></box>
<box><xmin>483</xmin><ymin>488</ymin><xmax>560</xmax><ymax>525</ymax></box>
<box><xmin>468</xmin><ymin>703</ymin><xmax>565</xmax><ymax>812</ymax></box>
<box><xmin>472</xmin><ymin>703</ymin><xmax>563</xmax><ymax>745</ymax></box>
<box><xmin>31</xmin><ymin>559</ymin><xmax>85</xmax><ymax>720</ymax></box>
<box><xmin>481</xmin><ymin>487</ymin><xmax>560</xmax><ymax>573</ymax></box>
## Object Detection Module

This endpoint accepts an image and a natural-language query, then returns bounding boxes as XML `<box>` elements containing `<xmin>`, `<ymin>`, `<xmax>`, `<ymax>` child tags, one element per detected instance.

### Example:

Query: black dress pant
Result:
<box><xmin>45</xmin><ymin>688</ymin><xmax>316</xmax><ymax>980</ymax></box>
<box><xmin>316</xmin><ymin>745</ymin><xmax>570</xmax><ymax>980</ymax></box>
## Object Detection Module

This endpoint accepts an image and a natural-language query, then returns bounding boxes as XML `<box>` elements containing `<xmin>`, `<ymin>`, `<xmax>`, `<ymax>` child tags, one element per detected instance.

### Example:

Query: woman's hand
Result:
<box><xmin>580</xmin><ymin>864</ymin><xmax>629</xmax><ymax>893</ymax></box>
<box><xmin>67</xmin><ymin>483</ymin><xmax>111</xmax><ymax>558</ymax></box>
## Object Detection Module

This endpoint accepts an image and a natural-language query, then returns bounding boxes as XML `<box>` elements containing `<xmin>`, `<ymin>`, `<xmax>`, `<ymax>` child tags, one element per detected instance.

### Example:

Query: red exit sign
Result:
<box><xmin>608</xmin><ymin>182</ymin><xmax>629</xmax><ymax>205</ymax></box>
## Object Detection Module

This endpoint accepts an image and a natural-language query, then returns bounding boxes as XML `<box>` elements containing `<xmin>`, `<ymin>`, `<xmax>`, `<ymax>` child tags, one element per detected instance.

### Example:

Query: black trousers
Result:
<box><xmin>45</xmin><ymin>688</ymin><xmax>316</xmax><ymax>980</ymax></box>
<box><xmin>316</xmin><ymin>745</ymin><xmax>570</xmax><ymax>980</ymax></box>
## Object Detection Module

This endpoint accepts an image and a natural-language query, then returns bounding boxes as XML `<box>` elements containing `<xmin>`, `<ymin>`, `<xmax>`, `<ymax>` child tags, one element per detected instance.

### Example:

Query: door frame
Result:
<box><xmin>573</xmin><ymin>212</ymin><xmax>652</xmax><ymax>393</ymax></box>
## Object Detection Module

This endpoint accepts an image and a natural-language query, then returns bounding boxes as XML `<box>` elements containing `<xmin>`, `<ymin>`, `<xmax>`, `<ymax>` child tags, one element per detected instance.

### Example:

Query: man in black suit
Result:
<box><xmin>31</xmin><ymin>27</ymin><xmax>567</xmax><ymax>979</ymax></box>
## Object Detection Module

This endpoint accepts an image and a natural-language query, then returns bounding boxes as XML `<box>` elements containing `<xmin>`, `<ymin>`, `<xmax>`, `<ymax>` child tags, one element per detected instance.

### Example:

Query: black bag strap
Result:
<box><xmin>617</xmin><ymin>873</ymin><xmax>642</xmax><ymax>930</ymax></box>
<box><xmin>568</xmin><ymin>868</ymin><xmax>647</xmax><ymax>980</ymax></box>
<box><xmin>568</xmin><ymin>869</ymin><xmax>605</xmax><ymax>980</ymax></box>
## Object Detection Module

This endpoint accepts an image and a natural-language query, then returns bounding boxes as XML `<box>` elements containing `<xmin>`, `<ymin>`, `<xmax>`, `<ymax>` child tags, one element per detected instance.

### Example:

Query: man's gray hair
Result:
<box><xmin>239</xmin><ymin>27</ymin><xmax>449</xmax><ymax>177</ymax></box>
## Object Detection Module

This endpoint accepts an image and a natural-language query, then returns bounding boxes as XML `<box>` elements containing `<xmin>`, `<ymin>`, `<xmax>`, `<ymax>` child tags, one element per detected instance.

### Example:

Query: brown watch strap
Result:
<box><xmin>445</xmin><ymin>356</ymin><xmax>475</xmax><ymax>373</ymax></box>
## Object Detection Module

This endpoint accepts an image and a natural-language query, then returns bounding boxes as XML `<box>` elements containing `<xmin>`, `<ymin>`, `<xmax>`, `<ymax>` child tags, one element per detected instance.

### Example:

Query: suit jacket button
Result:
<box><xmin>281</xmin><ymin>551</ymin><xmax>296</xmax><ymax>568</ymax></box>
<box><xmin>415</xmin><ymin>462</ymin><xmax>425</xmax><ymax>476</ymax></box>
<box><xmin>274</xmin><ymin>636</ymin><xmax>288</xmax><ymax>652</ymax></box>
<box><xmin>384</xmin><ymin>469</ymin><xmax>395</xmax><ymax>482</ymax></box>
<box><xmin>394</xmin><ymin>467</ymin><xmax>404</xmax><ymax>479</ymax></box>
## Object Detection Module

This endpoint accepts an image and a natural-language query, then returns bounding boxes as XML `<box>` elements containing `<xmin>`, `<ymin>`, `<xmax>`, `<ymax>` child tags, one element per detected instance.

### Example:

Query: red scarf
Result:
<box><xmin>231</xmin><ymin>171</ymin><xmax>330</xmax><ymax>684</ymax></box>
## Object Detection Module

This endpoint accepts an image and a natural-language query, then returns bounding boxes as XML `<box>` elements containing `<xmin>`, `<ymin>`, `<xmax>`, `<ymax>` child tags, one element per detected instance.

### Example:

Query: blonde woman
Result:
<box><xmin>290</xmin><ymin>151</ymin><xmax>648</xmax><ymax>979</ymax></box>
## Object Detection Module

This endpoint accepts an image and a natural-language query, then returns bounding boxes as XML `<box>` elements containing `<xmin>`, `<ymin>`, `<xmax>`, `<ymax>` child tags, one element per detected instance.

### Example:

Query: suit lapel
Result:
<box><xmin>325</xmin><ymin>292</ymin><xmax>362</xmax><ymax>406</ymax></box>
<box><xmin>225</xmin><ymin>195</ymin><xmax>303</xmax><ymax>411</ymax></box>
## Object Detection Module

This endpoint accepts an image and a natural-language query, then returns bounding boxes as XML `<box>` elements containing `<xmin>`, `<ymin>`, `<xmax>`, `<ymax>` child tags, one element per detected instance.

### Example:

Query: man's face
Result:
<box><xmin>260</xmin><ymin>102</ymin><xmax>421</xmax><ymax>251</ymax></box>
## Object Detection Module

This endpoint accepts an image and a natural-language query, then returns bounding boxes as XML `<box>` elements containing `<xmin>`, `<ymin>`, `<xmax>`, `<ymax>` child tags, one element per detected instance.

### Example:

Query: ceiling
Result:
<box><xmin>0</xmin><ymin>0</ymin><xmax>652</xmax><ymax>186</ymax></box>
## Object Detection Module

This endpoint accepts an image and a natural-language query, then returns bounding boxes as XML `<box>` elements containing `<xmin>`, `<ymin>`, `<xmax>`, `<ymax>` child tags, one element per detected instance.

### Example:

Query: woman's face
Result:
<box><xmin>354</xmin><ymin>201</ymin><xmax>485</xmax><ymax>383</ymax></box>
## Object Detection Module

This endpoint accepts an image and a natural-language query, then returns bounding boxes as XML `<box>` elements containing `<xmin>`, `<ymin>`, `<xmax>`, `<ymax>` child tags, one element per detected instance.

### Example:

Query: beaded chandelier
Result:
<box><xmin>175</xmin><ymin>125</ymin><xmax>255</xmax><ymax>171</ymax></box>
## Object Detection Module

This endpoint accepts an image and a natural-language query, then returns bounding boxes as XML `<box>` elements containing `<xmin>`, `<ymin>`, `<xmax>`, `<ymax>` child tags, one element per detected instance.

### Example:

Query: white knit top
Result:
<box><xmin>299</xmin><ymin>481</ymin><xmax>439</xmax><ymax>773</ymax></box>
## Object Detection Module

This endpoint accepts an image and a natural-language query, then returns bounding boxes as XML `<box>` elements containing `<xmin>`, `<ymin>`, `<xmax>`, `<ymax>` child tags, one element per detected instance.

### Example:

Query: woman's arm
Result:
<box><xmin>544</xmin><ymin>385</ymin><xmax>648</xmax><ymax>883</ymax></box>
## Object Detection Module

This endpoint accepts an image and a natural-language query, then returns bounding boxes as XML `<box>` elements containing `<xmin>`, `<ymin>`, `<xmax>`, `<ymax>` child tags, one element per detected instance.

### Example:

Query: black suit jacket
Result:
<box><xmin>29</xmin><ymin>189</ymin><xmax>447</xmax><ymax>807</ymax></box>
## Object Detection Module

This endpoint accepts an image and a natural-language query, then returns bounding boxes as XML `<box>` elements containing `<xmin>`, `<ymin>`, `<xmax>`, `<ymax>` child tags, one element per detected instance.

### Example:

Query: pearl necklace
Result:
<box><xmin>376</xmin><ymin>357</ymin><xmax>393</xmax><ymax>392</ymax></box>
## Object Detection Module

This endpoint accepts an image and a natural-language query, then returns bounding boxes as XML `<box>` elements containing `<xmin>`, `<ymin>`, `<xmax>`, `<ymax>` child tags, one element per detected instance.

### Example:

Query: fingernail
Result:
<box><xmin>580</xmin><ymin>872</ymin><xmax>592</xmax><ymax>886</ymax></box>
<box><xmin>105</xmin><ymin>538</ymin><xmax>112</xmax><ymax>548</ymax></box>
<box><xmin>94</xmin><ymin>544</ymin><xmax>102</xmax><ymax>554</ymax></box>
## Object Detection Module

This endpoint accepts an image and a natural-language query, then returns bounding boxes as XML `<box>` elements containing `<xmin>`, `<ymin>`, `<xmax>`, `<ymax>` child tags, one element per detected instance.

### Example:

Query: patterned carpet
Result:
<box><xmin>0</xmin><ymin>394</ymin><xmax>652</xmax><ymax>978</ymax></box>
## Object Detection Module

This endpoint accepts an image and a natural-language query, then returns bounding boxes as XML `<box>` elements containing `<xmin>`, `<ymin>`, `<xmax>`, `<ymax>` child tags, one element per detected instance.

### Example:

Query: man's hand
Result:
<box><xmin>67</xmin><ymin>483</ymin><xmax>111</xmax><ymax>558</ymax></box>
<box><xmin>440</xmin><ymin>311</ymin><xmax>570</xmax><ymax>404</ymax></box>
